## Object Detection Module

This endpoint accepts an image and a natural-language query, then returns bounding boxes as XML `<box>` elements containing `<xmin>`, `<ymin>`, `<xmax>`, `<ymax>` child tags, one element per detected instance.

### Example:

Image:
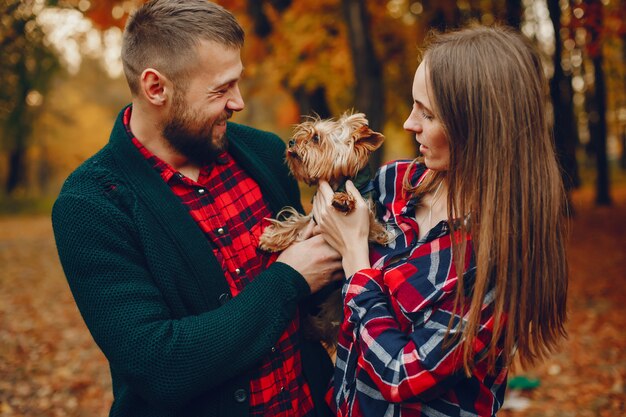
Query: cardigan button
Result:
<box><xmin>218</xmin><ymin>293</ymin><xmax>231</xmax><ymax>305</ymax></box>
<box><xmin>233</xmin><ymin>388</ymin><xmax>248</xmax><ymax>403</ymax></box>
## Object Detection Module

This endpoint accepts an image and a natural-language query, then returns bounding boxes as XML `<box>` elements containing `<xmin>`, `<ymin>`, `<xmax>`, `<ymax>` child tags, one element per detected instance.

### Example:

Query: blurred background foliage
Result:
<box><xmin>1</xmin><ymin>0</ymin><xmax>625</xmax><ymax>213</ymax></box>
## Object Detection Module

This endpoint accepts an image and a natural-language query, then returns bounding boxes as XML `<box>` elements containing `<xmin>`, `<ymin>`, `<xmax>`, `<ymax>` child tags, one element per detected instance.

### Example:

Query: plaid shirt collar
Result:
<box><xmin>121</xmin><ymin>106</ymin><xmax>234</xmax><ymax>184</ymax></box>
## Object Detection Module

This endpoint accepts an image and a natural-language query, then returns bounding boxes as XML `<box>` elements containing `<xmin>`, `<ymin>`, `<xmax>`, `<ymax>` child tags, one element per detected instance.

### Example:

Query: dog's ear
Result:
<box><xmin>354</xmin><ymin>125</ymin><xmax>385</xmax><ymax>152</ymax></box>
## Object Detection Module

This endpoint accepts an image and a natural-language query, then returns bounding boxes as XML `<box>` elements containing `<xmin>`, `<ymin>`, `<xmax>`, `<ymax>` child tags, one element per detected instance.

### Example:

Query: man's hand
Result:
<box><xmin>276</xmin><ymin>234</ymin><xmax>344</xmax><ymax>293</ymax></box>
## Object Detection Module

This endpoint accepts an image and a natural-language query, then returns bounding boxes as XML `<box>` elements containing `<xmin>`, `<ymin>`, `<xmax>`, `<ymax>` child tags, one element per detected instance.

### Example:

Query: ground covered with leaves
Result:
<box><xmin>1</xmin><ymin>184</ymin><xmax>625</xmax><ymax>416</ymax></box>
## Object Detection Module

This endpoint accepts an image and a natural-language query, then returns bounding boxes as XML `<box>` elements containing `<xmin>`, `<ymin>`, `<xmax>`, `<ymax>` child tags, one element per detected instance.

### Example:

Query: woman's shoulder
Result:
<box><xmin>374</xmin><ymin>159</ymin><xmax>427</xmax><ymax>191</ymax></box>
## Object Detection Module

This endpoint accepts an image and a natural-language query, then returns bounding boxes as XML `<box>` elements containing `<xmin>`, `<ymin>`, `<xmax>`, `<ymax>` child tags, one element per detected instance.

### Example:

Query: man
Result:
<box><xmin>51</xmin><ymin>1</ymin><xmax>342</xmax><ymax>416</ymax></box>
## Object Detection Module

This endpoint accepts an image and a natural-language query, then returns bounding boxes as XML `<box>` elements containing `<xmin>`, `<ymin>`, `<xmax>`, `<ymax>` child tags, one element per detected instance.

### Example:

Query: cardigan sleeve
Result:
<box><xmin>339</xmin><ymin>268</ymin><xmax>496</xmax><ymax>403</ymax></box>
<box><xmin>52</xmin><ymin>192</ymin><xmax>311</xmax><ymax>408</ymax></box>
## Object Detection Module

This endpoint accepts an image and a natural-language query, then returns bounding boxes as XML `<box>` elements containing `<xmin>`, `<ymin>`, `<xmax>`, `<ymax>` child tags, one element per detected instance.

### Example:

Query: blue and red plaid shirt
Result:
<box><xmin>123</xmin><ymin>108</ymin><xmax>315</xmax><ymax>417</ymax></box>
<box><xmin>329</xmin><ymin>160</ymin><xmax>508</xmax><ymax>417</ymax></box>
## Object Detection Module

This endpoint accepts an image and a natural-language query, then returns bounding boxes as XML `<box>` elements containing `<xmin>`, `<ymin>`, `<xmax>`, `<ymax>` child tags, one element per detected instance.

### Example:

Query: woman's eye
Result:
<box><xmin>422</xmin><ymin>111</ymin><xmax>433</xmax><ymax>121</ymax></box>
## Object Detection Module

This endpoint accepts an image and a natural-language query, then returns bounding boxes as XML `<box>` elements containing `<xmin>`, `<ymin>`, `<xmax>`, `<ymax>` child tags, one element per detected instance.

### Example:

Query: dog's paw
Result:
<box><xmin>331</xmin><ymin>192</ymin><xmax>356</xmax><ymax>213</ymax></box>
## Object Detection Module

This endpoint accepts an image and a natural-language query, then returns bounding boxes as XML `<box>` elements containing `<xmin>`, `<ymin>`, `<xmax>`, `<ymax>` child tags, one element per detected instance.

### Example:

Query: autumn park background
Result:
<box><xmin>1</xmin><ymin>0</ymin><xmax>625</xmax><ymax>415</ymax></box>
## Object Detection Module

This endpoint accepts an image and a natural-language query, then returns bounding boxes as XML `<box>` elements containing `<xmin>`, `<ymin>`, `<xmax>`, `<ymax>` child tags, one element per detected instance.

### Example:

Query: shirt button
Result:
<box><xmin>233</xmin><ymin>388</ymin><xmax>247</xmax><ymax>403</ymax></box>
<box><xmin>175</xmin><ymin>172</ymin><xmax>184</xmax><ymax>179</ymax></box>
<box><xmin>280</xmin><ymin>386</ymin><xmax>285</xmax><ymax>392</ymax></box>
<box><xmin>271</xmin><ymin>347</ymin><xmax>276</xmax><ymax>353</ymax></box>
<box><xmin>217</xmin><ymin>227</ymin><xmax>225</xmax><ymax>235</ymax></box>
<box><xmin>235</xmin><ymin>268</ymin><xmax>242</xmax><ymax>275</ymax></box>
<box><xmin>197</xmin><ymin>188</ymin><xmax>206</xmax><ymax>195</ymax></box>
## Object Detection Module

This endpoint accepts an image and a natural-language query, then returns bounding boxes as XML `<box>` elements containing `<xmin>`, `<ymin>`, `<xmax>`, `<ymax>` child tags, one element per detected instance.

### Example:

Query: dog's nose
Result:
<box><xmin>288</xmin><ymin>139</ymin><xmax>296</xmax><ymax>148</ymax></box>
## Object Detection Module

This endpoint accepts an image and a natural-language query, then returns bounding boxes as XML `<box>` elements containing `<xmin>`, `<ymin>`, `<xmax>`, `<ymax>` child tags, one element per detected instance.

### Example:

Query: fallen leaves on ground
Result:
<box><xmin>0</xmin><ymin>184</ymin><xmax>625</xmax><ymax>416</ymax></box>
<box><xmin>499</xmin><ymin>185</ymin><xmax>626</xmax><ymax>417</ymax></box>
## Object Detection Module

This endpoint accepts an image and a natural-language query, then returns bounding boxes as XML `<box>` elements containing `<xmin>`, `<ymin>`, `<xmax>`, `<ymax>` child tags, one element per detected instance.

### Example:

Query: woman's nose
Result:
<box><xmin>403</xmin><ymin>114</ymin><xmax>421</xmax><ymax>133</ymax></box>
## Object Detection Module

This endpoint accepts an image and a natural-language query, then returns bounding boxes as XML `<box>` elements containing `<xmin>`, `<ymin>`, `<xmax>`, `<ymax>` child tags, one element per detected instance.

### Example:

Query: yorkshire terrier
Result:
<box><xmin>259</xmin><ymin>112</ymin><xmax>392</xmax><ymax>347</ymax></box>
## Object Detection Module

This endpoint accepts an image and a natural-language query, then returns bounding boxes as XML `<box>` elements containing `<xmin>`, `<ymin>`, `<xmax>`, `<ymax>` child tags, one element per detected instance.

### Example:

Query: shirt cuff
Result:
<box><xmin>270</xmin><ymin>261</ymin><xmax>311</xmax><ymax>299</ymax></box>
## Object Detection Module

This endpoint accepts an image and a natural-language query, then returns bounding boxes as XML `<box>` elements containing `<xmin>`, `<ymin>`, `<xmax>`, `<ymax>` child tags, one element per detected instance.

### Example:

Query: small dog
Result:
<box><xmin>259</xmin><ymin>112</ymin><xmax>391</xmax><ymax>252</ymax></box>
<box><xmin>259</xmin><ymin>112</ymin><xmax>392</xmax><ymax>347</ymax></box>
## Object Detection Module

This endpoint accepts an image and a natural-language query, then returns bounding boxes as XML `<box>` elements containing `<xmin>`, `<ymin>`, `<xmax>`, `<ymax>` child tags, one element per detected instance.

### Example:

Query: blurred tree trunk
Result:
<box><xmin>589</xmin><ymin>56</ymin><xmax>611</xmax><ymax>205</ymax></box>
<box><xmin>547</xmin><ymin>0</ymin><xmax>581</xmax><ymax>194</ymax></box>
<box><xmin>5</xmin><ymin>55</ymin><xmax>32</xmax><ymax>195</ymax></box>
<box><xmin>246</xmin><ymin>0</ymin><xmax>293</xmax><ymax>38</ymax></box>
<box><xmin>620</xmin><ymin>127</ymin><xmax>626</xmax><ymax>170</ymax></box>
<box><xmin>583</xmin><ymin>0</ymin><xmax>611</xmax><ymax>205</ymax></box>
<box><xmin>246</xmin><ymin>0</ymin><xmax>272</xmax><ymax>37</ymax></box>
<box><xmin>293</xmin><ymin>86</ymin><xmax>331</xmax><ymax>119</ymax></box>
<box><xmin>505</xmin><ymin>0</ymin><xmax>523</xmax><ymax>28</ymax></box>
<box><xmin>422</xmin><ymin>0</ymin><xmax>462</xmax><ymax>31</ymax></box>
<box><xmin>1</xmin><ymin>2</ymin><xmax>57</xmax><ymax>196</ymax></box>
<box><xmin>243</xmin><ymin>0</ymin><xmax>333</xmax><ymax>121</ymax></box>
<box><xmin>621</xmin><ymin>35</ymin><xmax>626</xmax><ymax>171</ymax></box>
<box><xmin>341</xmin><ymin>0</ymin><xmax>385</xmax><ymax>168</ymax></box>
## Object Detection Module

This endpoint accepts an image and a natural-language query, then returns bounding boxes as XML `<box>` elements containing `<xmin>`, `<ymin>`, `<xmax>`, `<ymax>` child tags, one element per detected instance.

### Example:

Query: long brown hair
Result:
<box><xmin>405</xmin><ymin>25</ymin><xmax>568</xmax><ymax>374</ymax></box>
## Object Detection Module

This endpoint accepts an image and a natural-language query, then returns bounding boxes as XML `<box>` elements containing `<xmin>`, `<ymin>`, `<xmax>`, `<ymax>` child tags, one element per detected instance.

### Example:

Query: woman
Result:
<box><xmin>312</xmin><ymin>25</ymin><xmax>568</xmax><ymax>417</ymax></box>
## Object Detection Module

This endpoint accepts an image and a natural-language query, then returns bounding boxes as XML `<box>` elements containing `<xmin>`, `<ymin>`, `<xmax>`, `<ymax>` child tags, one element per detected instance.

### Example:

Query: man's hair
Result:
<box><xmin>121</xmin><ymin>0</ymin><xmax>244</xmax><ymax>95</ymax></box>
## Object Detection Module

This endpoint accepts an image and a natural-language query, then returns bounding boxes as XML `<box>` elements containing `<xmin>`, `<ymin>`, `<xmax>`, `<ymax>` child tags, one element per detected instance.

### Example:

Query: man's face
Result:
<box><xmin>162</xmin><ymin>40</ymin><xmax>244</xmax><ymax>165</ymax></box>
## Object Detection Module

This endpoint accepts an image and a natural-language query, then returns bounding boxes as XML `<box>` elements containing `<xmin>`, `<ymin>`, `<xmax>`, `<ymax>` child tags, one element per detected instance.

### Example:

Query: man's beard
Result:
<box><xmin>162</xmin><ymin>96</ymin><xmax>232</xmax><ymax>166</ymax></box>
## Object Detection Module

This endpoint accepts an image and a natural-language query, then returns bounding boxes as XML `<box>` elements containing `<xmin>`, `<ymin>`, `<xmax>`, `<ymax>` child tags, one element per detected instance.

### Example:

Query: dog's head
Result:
<box><xmin>285</xmin><ymin>112</ymin><xmax>384</xmax><ymax>186</ymax></box>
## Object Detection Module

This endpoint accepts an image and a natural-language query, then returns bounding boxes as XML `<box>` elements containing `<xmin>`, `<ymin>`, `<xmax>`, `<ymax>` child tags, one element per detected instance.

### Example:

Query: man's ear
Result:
<box><xmin>139</xmin><ymin>68</ymin><xmax>170</xmax><ymax>106</ymax></box>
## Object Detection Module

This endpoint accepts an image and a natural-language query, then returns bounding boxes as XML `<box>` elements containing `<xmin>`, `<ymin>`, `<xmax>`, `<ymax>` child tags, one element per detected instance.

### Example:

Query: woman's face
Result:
<box><xmin>403</xmin><ymin>61</ymin><xmax>450</xmax><ymax>171</ymax></box>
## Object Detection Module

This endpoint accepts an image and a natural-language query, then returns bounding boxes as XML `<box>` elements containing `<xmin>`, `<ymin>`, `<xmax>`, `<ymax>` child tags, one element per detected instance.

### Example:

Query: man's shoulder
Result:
<box><xmin>57</xmin><ymin>145</ymin><xmax>116</xmax><ymax>197</ymax></box>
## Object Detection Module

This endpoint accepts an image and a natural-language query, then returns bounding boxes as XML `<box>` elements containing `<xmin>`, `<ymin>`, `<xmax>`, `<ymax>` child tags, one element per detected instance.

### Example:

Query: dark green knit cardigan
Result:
<box><xmin>52</xmin><ymin>107</ymin><xmax>333</xmax><ymax>417</ymax></box>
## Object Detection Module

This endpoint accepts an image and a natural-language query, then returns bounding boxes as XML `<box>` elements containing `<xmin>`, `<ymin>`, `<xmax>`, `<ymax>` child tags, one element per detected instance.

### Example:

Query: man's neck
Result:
<box><xmin>129</xmin><ymin>102</ymin><xmax>201</xmax><ymax>181</ymax></box>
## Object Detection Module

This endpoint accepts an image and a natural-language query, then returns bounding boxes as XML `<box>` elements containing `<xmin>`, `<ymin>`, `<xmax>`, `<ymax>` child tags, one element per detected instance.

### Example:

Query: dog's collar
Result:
<box><xmin>336</xmin><ymin>165</ymin><xmax>374</xmax><ymax>197</ymax></box>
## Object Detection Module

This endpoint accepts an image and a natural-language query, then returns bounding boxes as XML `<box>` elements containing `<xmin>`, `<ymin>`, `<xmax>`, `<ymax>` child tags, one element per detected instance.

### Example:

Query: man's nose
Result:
<box><xmin>227</xmin><ymin>85</ymin><xmax>244</xmax><ymax>112</ymax></box>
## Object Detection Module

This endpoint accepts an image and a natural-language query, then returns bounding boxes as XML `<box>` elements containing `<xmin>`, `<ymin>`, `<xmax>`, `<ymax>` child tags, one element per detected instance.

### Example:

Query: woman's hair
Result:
<box><xmin>405</xmin><ymin>25</ymin><xmax>568</xmax><ymax>374</ymax></box>
<box><xmin>121</xmin><ymin>0</ymin><xmax>244</xmax><ymax>95</ymax></box>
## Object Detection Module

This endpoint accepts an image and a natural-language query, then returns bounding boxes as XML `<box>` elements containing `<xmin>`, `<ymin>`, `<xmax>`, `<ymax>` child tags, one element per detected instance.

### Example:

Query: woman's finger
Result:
<box><xmin>345</xmin><ymin>180</ymin><xmax>366</xmax><ymax>205</ymax></box>
<box><xmin>345</xmin><ymin>180</ymin><xmax>358</xmax><ymax>195</ymax></box>
<box><xmin>312</xmin><ymin>192</ymin><xmax>322</xmax><ymax>225</ymax></box>
<box><xmin>317</xmin><ymin>180</ymin><xmax>335</xmax><ymax>202</ymax></box>
<box><xmin>300</xmin><ymin>217</ymin><xmax>316</xmax><ymax>239</ymax></box>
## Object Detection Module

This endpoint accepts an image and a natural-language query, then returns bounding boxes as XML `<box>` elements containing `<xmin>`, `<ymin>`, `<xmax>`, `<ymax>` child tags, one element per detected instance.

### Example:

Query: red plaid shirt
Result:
<box><xmin>124</xmin><ymin>108</ymin><xmax>315</xmax><ymax>416</ymax></box>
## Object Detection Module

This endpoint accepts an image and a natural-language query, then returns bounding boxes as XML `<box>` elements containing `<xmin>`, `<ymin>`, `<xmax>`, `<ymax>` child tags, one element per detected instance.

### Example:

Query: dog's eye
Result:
<box><xmin>312</xmin><ymin>134</ymin><xmax>319</xmax><ymax>143</ymax></box>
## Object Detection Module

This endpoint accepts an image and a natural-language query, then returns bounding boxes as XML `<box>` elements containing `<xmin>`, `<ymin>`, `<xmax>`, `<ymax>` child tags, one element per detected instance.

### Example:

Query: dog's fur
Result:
<box><xmin>259</xmin><ymin>112</ymin><xmax>392</xmax><ymax>347</ymax></box>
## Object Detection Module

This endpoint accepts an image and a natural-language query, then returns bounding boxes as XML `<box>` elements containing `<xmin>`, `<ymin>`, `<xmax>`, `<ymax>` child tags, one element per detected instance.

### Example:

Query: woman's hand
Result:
<box><xmin>312</xmin><ymin>180</ymin><xmax>371</xmax><ymax>277</ymax></box>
